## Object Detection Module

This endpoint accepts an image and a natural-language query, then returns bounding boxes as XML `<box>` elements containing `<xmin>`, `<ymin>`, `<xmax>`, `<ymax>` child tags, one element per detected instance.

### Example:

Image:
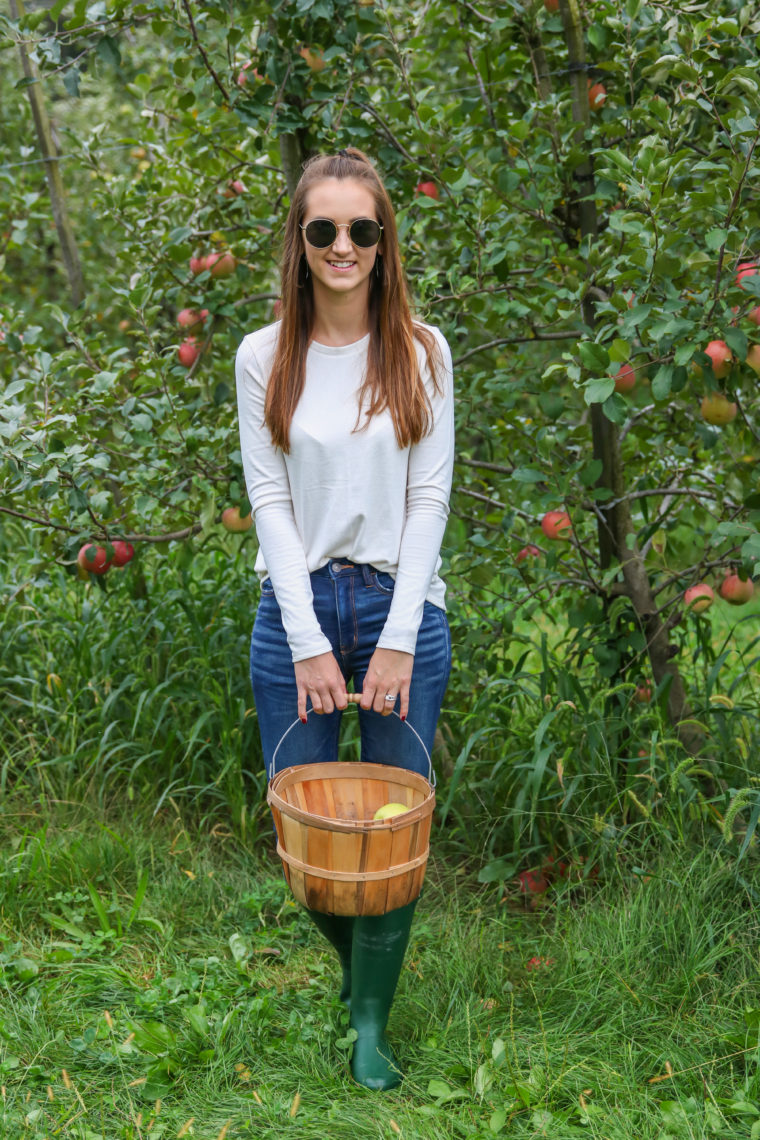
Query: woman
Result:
<box><xmin>235</xmin><ymin>148</ymin><xmax>454</xmax><ymax>1091</ymax></box>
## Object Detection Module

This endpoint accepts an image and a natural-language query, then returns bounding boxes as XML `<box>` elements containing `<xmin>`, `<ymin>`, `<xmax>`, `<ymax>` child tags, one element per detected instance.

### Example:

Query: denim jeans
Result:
<box><xmin>250</xmin><ymin>560</ymin><xmax>451</xmax><ymax>780</ymax></box>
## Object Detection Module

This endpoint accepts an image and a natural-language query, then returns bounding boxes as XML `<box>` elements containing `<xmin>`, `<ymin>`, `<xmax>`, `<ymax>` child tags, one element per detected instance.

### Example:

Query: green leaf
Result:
<box><xmin>651</xmin><ymin>365</ymin><xmax>673</xmax><ymax>400</ymax></box>
<box><xmin>63</xmin><ymin>68</ymin><xmax>81</xmax><ymax>98</ymax></box>
<box><xmin>478</xmin><ymin>858</ymin><xmax>517</xmax><ymax>883</ymax></box>
<box><xmin>511</xmin><ymin>467</ymin><xmax>544</xmax><ymax>483</ymax></box>
<box><xmin>228</xmin><ymin>931</ymin><xmax>249</xmax><ymax>965</ymax></box>
<box><xmin>185</xmin><ymin>1004</ymin><xmax>210</xmax><ymax>1037</ymax></box>
<box><xmin>584</xmin><ymin>377</ymin><xmax>615</xmax><ymax>405</ymax></box>
<box><xmin>578</xmin><ymin>342</ymin><xmax>610</xmax><ymax>371</ymax></box>
<box><xmin>490</xmin><ymin>1108</ymin><xmax>507</xmax><ymax>1133</ymax></box>
<box><xmin>166</xmin><ymin>226</ymin><xmax>193</xmax><ymax>246</ymax></box>
<box><xmin>724</xmin><ymin>327</ymin><xmax>747</xmax><ymax>360</ymax></box>
<box><xmin>579</xmin><ymin>459</ymin><xmax>603</xmax><ymax>487</ymax></box>
<box><xmin>608</xmin><ymin>338</ymin><xmax>630</xmax><ymax>363</ymax></box>
<box><xmin>705</xmin><ymin>227</ymin><xmax>728</xmax><ymax>251</ymax></box>
<box><xmin>13</xmin><ymin>958</ymin><xmax>39</xmax><ymax>982</ymax></box>
<box><xmin>96</xmin><ymin>35</ymin><xmax>122</xmax><ymax>67</ymax></box>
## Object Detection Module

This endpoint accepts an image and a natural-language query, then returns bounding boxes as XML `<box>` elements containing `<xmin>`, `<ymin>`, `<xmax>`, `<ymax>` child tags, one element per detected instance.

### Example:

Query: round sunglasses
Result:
<box><xmin>300</xmin><ymin>217</ymin><xmax>383</xmax><ymax>249</ymax></box>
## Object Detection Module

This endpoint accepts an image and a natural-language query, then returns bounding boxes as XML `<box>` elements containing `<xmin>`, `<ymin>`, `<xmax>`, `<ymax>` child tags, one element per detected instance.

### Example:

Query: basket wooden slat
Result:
<box><xmin>268</xmin><ymin>760</ymin><xmax>435</xmax><ymax>916</ymax></box>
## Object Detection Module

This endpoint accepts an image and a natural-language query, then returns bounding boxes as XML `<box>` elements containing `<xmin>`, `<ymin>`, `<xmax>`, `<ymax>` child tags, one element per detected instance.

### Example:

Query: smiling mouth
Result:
<box><xmin>327</xmin><ymin>260</ymin><xmax>356</xmax><ymax>269</ymax></box>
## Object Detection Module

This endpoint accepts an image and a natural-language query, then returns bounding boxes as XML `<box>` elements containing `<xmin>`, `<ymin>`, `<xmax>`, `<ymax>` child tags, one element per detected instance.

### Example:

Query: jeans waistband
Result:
<box><xmin>312</xmin><ymin>560</ymin><xmax>376</xmax><ymax>584</ymax></box>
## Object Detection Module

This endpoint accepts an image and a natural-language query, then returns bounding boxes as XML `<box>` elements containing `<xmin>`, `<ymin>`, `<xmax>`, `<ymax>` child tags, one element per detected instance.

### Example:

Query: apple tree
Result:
<box><xmin>1</xmin><ymin>0</ymin><xmax>759</xmax><ymax>773</ymax></box>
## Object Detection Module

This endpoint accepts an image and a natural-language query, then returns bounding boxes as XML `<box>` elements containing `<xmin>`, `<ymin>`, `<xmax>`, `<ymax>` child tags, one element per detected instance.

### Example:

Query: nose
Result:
<box><xmin>332</xmin><ymin>225</ymin><xmax>353</xmax><ymax>255</ymax></box>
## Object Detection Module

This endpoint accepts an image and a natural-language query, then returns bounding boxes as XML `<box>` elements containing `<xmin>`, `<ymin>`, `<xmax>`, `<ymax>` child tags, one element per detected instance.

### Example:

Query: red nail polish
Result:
<box><xmin>400</xmin><ymin>714</ymin><xmax>406</xmax><ymax>722</ymax></box>
<box><xmin>301</xmin><ymin>716</ymin><xmax>307</xmax><ymax>724</ymax></box>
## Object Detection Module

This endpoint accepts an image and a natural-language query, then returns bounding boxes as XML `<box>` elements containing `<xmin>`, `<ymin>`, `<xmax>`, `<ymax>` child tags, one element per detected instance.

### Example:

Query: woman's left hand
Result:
<box><xmin>360</xmin><ymin>648</ymin><xmax>414</xmax><ymax>720</ymax></box>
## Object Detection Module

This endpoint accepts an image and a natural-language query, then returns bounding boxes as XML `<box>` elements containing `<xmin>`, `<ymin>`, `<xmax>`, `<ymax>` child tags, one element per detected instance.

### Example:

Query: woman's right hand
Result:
<box><xmin>294</xmin><ymin>652</ymin><xmax>348</xmax><ymax>722</ymax></box>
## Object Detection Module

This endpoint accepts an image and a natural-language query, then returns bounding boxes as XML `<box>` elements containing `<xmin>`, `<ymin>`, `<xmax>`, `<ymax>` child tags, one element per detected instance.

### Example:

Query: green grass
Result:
<box><xmin>1</xmin><ymin>802</ymin><xmax>758</xmax><ymax>1139</ymax></box>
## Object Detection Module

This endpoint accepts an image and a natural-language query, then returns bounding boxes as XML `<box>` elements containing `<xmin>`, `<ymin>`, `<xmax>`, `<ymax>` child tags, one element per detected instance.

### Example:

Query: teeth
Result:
<box><xmin>330</xmin><ymin>261</ymin><xmax>354</xmax><ymax>267</ymax></box>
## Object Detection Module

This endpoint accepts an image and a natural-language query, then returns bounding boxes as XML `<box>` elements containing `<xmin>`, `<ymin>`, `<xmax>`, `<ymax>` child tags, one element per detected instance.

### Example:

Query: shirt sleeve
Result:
<box><xmin>376</xmin><ymin>328</ymin><xmax>455</xmax><ymax>654</ymax></box>
<box><xmin>235</xmin><ymin>334</ymin><xmax>332</xmax><ymax>662</ymax></box>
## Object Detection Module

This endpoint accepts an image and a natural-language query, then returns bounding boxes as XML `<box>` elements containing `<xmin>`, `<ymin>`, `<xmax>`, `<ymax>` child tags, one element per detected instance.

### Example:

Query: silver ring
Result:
<box><xmin>384</xmin><ymin>693</ymin><xmax>397</xmax><ymax>702</ymax></box>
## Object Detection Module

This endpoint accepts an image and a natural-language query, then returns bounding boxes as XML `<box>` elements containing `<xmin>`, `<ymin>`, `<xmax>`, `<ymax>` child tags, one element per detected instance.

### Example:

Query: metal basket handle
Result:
<box><xmin>268</xmin><ymin>692</ymin><xmax>435</xmax><ymax>786</ymax></box>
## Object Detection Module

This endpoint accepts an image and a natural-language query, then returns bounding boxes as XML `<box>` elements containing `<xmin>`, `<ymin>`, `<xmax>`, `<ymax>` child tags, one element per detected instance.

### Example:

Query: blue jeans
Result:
<box><xmin>250</xmin><ymin>560</ymin><xmax>451</xmax><ymax>780</ymax></box>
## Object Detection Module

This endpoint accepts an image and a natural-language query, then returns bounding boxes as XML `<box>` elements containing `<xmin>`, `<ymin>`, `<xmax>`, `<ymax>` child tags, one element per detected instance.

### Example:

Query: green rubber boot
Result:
<box><xmin>349</xmin><ymin>897</ymin><xmax>418</xmax><ymax>1091</ymax></box>
<box><xmin>304</xmin><ymin>908</ymin><xmax>355</xmax><ymax>1006</ymax></box>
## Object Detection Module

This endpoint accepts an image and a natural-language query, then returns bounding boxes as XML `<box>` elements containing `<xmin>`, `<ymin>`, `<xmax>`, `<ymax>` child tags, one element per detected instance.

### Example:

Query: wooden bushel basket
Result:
<box><xmin>266</xmin><ymin>695</ymin><xmax>435</xmax><ymax>916</ymax></box>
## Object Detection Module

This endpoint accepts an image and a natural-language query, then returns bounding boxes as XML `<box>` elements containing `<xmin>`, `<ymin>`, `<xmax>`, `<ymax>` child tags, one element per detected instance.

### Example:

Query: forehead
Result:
<box><xmin>303</xmin><ymin>177</ymin><xmax>377</xmax><ymax>220</ymax></box>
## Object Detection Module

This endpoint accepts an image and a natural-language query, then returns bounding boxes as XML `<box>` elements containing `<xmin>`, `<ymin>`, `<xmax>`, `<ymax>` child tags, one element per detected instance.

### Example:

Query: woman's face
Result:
<box><xmin>301</xmin><ymin>177</ymin><xmax>382</xmax><ymax>304</ymax></box>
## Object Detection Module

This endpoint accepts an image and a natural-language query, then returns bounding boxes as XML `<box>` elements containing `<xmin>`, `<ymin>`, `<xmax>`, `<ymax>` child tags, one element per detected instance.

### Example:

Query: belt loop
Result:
<box><xmin>361</xmin><ymin>563</ymin><xmax>373</xmax><ymax>586</ymax></box>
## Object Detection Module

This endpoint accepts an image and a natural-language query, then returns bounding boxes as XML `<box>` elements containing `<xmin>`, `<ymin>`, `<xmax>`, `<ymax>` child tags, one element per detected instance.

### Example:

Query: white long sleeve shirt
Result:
<box><xmin>235</xmin><ymin>321</ymin><xmax>454</xmax><ymax>662</ymax></box>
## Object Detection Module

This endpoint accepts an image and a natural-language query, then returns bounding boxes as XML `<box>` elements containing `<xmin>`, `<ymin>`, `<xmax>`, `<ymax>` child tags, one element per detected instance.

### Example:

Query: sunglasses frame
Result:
<box><xmin>300</xmin><ymin>217</ymin><xmax>384</xmax><ymax>249</ymax></box>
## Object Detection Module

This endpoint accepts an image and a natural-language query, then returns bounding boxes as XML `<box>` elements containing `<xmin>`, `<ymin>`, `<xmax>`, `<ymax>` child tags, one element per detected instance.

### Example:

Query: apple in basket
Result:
<box><xmin>373</xmin><ymin>802</ymin><xmax>409</xmax><ymax>821</ymax></box>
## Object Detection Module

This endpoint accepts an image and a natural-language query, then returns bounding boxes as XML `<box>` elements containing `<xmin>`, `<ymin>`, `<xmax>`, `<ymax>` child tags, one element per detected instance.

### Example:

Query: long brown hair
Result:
<box><xmin>265</xmin><ymin>148</ymin><xmax>442</xmax><ymax>452</ymax></box>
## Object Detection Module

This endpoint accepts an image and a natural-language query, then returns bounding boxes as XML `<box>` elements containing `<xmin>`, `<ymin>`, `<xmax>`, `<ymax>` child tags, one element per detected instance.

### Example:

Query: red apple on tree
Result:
<box><xmin>614</xmin><ymin>363</ymin><xmax>636</xmax><ymax>393</ymax></box>
<box><xmin>634</xmin><ymin>682</ymin><xmax>652</xmax><ymax>703</ymax></box>
<box><xmin>299</xmin><ymin>46</ymin><xmax>325</xmax><ymax>72</ymax></box>
<box><xmin>237</xmin><ymin>62</ymin><xmax>262</xmax><ymax>87</ymax></box>
<box><xmin>415</xmin><ymin>181</ymin><xmax>439</xmax><ymax>200</ymax></box>
<box><xmin>700</xmin><ymin>392</ymin><xmax>737</xmax><ymax>425</ymax></box>
<box><xmin>694</xmin><ymin>339</ymin><xmax>733</xmax><ymax>379</ymax></box>
<box><xmin>189</xmin><ymin>254</ymin><xmax>209</xmax><ymax>276</ymax></box>
<box><xmin>110</xmin><ymin>540</ymin><xmax>135</xmax><ymax>567</ymax></box>
<box><xmin>206</xmin><ymin>251</ymin><xmax>237</xmax><ymax>278</ymax></box>
<box><xmin>177</xmin><ymin>308</ymin><xmax>209</xmax><ymax>333</ymax></box>
<box><xmin>736</xmin><ymin>261</ymin><xmax>758</xmax><ymax>289</ymax></box>
<box><xmin>588</xmin><ymin>80</ymin><xmax>607</xmax><ymax>110</ymax></box>
<box><xmin>178</xmin><ymin>337</ymin><xmax>202</xmax><ymax>367</ymax></box>
<box><xmin>541</xmin><ymin>510</ymin><xmax>572</xmax><ymax>540</ymax></box>
<box><xmin>748</xmin><ymin>306</ymin><xmax>760</xmax><ymax>326</ymax></box>
<box><xmin>516</xmin><ymin>544</ymin><xmax>541</xmax><ymax>564</ymax></box>
<box><xmin>222</xmin><ymin>180</ymin><xmax>245</xmax><ymax>198</ymax></box>
<box><xmin>77</xmin><ymin>543</ymin><xmax>112</xmax><ymax>575</ymax></box>
<box><xmin>719</xmin><ymin>573</ymin><xmax>755</xmax><ymax>606</ymax></box>
<box><xmin>746</xmin><ymin>344</ymin><xmax>760</xmax><ymax>375</ymax></box>
<box><xmin>222</xmin><ymin>506</ymin><xmax>252</xmax><ymax>532</ymax></box>
<box><xmin>684</xmin><ymin>583</ymin><xmax>714</xmax><ymax>613</ymax></box>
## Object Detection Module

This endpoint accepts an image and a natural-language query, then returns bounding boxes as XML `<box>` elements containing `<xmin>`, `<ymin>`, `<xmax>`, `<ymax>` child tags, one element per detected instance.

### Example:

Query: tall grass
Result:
<box><xmin>2</xmin><ymin>518</ymin><xmax>759</xmax><ymax>870</ymax></box>
<box><xmin>1</xmin><ymin>520</ymin><xmax>263</xmax><ymax>828</ymax></box>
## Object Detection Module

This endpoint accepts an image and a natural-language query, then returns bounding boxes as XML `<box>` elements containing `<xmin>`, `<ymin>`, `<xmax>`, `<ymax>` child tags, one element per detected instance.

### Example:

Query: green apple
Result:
<box><xmin>373</xmin><ymin>802</ymin><xmax>409</xmax><ymax>821</ymax></box>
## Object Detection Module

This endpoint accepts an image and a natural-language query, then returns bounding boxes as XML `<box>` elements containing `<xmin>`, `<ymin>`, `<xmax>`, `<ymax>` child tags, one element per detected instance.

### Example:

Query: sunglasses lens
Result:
<box><xmin>304</xmin><ymin>220</ymin><xmax>337</xmax><ymax>248</ymax></box>
<box><xmin>350</xmin><ymin>219</ymin><xmax>381</xmax><ymax>247</ymax></box>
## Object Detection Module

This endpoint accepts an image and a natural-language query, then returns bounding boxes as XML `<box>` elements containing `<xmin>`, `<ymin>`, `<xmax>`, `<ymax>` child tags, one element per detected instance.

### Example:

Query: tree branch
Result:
<box><xmin>180</xmin><ymin>0</ymin><xmax>230</xmax><ymax>104</ymax></box>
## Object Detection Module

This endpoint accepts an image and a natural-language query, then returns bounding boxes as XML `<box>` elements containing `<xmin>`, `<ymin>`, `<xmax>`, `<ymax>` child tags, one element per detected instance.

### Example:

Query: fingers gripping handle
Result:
<box><xmin>268</xmin><ymin>693</ymin><xmax>435</xmax><ymax>786</ymax></box>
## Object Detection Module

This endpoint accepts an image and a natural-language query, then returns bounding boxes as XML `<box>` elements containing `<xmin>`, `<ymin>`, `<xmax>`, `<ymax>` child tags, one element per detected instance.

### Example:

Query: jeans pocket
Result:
<box><xmin>371</xmin><ymin>570</ymin><xmax>395</xmax><ymax>595</ymax></box>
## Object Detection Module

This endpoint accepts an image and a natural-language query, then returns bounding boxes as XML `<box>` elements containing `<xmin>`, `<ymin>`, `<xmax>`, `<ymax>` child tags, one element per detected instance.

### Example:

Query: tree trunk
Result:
<box><xmin>559</xmin><ymin>0</ymin><xmax>701</xmax><ymax>753</ymax></box>
<box><xmin>279</xmin><ymin>131</ymin><xmax>307</xmax><ymax>198</ymax></box>
<box><xmin>9</xmin><ymin>0</ymin><xmax>84</xmax><ymax>306</ymax></box>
